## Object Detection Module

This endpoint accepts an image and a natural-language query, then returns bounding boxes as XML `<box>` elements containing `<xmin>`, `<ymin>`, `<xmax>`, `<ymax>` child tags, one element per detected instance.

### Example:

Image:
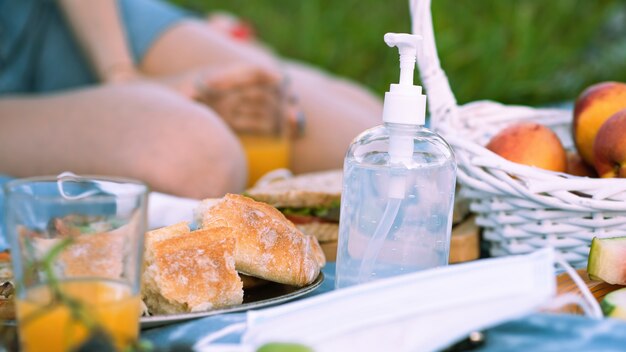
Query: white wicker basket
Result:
<box><xmin>410</xmin><ymin>0</ymin><xmax>626</xmax><ymax>267</ymax></box>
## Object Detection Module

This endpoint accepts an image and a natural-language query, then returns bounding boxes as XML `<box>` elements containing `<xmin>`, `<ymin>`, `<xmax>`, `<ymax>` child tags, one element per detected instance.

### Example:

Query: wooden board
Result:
<box><xmin>555</xmin><ymin>269</ymin><xmax>623</xmax><ymax>314</ymax></box>
<box><xmin>449</xmin><ymin>216</ymin><xmax>480</xmax><ymax>264</ymax></box>
<box><xmin>320</xmin><ymin>215</ymin><xmax>480</xmax><ymax>263</ymax></box>
<box><xmin>320</xmin><ymin>241</ymin><xmax>337</xmax><ymax>262</ymax></box>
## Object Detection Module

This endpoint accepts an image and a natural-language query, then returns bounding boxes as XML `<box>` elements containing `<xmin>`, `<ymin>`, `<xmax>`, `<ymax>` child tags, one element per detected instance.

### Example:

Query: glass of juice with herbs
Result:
<box><xmin>3</xmin><ymin>174</ymin><xmax>148</xmax><ymax>352</ymax></box>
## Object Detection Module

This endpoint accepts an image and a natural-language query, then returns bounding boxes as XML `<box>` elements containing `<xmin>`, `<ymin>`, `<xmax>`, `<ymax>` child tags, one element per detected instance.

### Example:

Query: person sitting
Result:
<box><xmin>0</xmin><ymin>0</ymin><xmax>382</xmax><ymax>199</ymax></box>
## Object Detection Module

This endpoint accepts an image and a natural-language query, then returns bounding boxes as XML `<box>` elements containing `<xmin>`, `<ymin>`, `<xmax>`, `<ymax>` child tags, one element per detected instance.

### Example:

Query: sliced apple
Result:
<box><xmin>587</xmin><ymin>236</ymin><xmax>626</xmax><ymax>285</ymax></box>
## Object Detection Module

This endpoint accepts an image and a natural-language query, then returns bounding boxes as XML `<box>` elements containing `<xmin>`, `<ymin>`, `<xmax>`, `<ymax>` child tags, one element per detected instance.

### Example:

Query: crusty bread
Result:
<box><xmin>26</xmin><ymin>226</ymin><xmax>126</xmax><ymax>280</ymax></box>
<box><xmin>142</xmin><ymin>223</ymin><xmax>243</xmax><ymax>314</ymax></box>
<box><xmin>143</xmin><ymin>221</ymin><xmax>190</xmax><ymax>264</ymax></box>
<box><xmin>34</xmin><ymin>216</ymin><xmax>139</xmax><ymax>280</ymax></box>
<box><xmin>59</xmin><ymin>232</ymin><xmax>125</xmax><ymax>279</ymax></box>
<box><xmin>245</xmin><ymin>170</ymin><xmax>342</xmax><ymax>208</ymax></box>
<box><xmin>197</xmin><ymin>194</ymin><xmax>325</xmax><ymax>287</ymax></box>
<box><xmin>146</xmin><ymin>221</ymin><xmax>190</xmax><ymax>241</ymax></box>
<box><xmin>0</xmin><ymin>252</ymin><xmax>14</xmax><ymax>320</ymax></box>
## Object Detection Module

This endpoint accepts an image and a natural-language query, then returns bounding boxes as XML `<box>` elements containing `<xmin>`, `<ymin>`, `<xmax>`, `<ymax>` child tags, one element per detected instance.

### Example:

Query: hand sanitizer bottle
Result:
<box><xmin>335</xmin><ymin>33</ymin><xmax>457</xmax><ymax>289</ymax></box>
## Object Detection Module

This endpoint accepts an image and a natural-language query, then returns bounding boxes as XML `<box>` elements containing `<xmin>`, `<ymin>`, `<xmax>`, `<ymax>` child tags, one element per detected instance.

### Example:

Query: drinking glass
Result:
<box><xmin>4</xmin><ymin>174</ymin><xmax>148</xmax><ymax>352</ymax></box>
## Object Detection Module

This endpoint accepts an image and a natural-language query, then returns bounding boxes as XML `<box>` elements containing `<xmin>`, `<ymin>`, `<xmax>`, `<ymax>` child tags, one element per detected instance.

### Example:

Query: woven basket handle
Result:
<box><xmin>410</xmin><ymin>0</ymin><xmax>458</xmax><ymax>131</ymax></box>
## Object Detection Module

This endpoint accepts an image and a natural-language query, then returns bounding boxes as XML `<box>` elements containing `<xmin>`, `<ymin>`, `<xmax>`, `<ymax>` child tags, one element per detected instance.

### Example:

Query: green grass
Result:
<box><xmin>169</xmin><ymin>0</ymin><xmax>626</xmax><ymax>106</ymax></box>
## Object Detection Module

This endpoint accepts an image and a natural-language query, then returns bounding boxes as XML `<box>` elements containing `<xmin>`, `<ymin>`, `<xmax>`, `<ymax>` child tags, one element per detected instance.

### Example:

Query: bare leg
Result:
<box><xmin>283</xmin><ymin>61</ymin><xmax>382</xmax><ymax>172</ymax></box>
<box><xmin>141</xmin><ymin>20</ymin><xmax>382</xmax><ymax>173</ymax></box>
<box><xmin>0</xmin><ymin>83</ymin><xmax>246</xmax><ymax>198</ymax></box>
<box><xmin>284</xmin><ymin>60</ymin><xmax>382</xmax><ymax>115</ymax></box>
<box><xmin>141</xmin><ymin>21</ymin><xmax>279</xmax><ymax>75</ymax></box>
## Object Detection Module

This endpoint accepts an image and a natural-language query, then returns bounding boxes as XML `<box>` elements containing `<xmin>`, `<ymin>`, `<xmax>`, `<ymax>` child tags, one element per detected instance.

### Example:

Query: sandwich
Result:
<box><xmin>244</xmin><ymin>170</ymin><xmax>342</xmax><ymax>259</ymax></box>
<box><xmin>195</xmin><ymin>193</ymin><xmax>326</xmax><ymax>287</ymax></box>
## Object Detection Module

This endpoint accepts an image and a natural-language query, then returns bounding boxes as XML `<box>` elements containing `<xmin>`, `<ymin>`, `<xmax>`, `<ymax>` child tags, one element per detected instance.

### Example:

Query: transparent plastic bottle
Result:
<box><xmin>335</xmin><ymin>33</ymin><xmax>457</xmax><ymax>289</ymax></box>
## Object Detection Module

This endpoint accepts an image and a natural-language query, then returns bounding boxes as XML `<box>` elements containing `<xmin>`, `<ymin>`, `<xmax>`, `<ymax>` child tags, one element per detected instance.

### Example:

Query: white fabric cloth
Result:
<box><xmin>148</xmin><ymin>192</ymin><xmax>200</xmax><ymax>229</ymax></box>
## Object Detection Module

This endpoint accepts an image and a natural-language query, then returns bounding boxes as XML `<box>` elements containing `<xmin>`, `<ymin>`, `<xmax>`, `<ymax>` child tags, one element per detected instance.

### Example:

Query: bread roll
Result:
<box><xmin>197</xmin><ymin>194</ymin><xmax>325</xmax><ymax>287</ymax></box>
<box><xmin>59</xmin><ymin>232</ymin><xmax>125</xmax><ymax>279</ymax></box>
<box><xmin>0</xmin><ymin>252</ymin><xmax>14</xmax><ymax>320</ymax></box>
<box><xmin>142</xmin><ymin>223</ymin><xmax>243</xmax><ymax>314</ymax></box>
<box><xmin>27</xmin><ymin>225</ymin><xmax>126</xmax><ymax>280</ymax></box>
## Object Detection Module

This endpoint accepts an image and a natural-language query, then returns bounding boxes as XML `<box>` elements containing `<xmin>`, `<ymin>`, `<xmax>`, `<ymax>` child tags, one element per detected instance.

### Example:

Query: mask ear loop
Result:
<box><xmin>545</xmin><ymin>252</ymin><xmax>603</xmax><ymax>319</ymax></box>
<box><xmin>192</xmin><ymin>322</ymin><xmax>248</xmax><ymax>351</ymax></box>
<box><xmin>56</xmin><ymin>172</ymin><xmax>100</xmax><ymax>200</ymax></box>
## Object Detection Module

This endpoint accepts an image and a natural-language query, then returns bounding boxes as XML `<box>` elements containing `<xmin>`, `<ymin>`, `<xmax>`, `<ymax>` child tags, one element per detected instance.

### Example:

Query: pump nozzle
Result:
<box><xmin>382</xmin><ymin>32</ymin><xmax>426</xmax><ymax>126</ymax></box>
<box><xmin>384</xmin><ymin>33</ymin><xmax>421</xmax><ymax>86</ymax></box>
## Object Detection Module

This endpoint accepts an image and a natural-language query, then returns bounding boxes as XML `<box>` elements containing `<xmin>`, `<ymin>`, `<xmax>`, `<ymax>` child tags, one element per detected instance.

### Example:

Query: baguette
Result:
<box><xmin>197</xmin><ymin>194</ymin><xmax>325</xmax><ymax>287</ymax></box>
<box><xmin>142</xmin><ymin>223</ymin><xmax>243</xmax><ymax>314</ymax></box>
<box><xmin>0</xmin><ymin>252</ymin><xmax>14</xmax><ymax>320</ymax></box>
<box><xmin>59</xmin><ymin>231</ymin><xmax>125</xmax><ymax>279</ymax></box>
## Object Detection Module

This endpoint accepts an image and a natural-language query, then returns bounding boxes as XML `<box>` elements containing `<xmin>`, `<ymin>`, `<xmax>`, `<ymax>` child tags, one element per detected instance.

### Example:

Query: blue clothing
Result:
<box><xmin>0</xmin><ymin>0</ymin><xmax>188</xmax><ymax>246</ymax></box>
<box><xmin>0</xmin><ymin>0</ymin><xmax>187</xmax><ymax>94</ymax></box>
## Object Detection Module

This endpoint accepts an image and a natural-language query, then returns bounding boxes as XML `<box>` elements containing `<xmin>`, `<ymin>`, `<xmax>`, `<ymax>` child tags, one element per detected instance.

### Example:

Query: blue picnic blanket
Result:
<box><xmin>2</xmin><ymin>175</ymin><xmax>626</xmax><ymax>351</ymax></box>
<box><xmin>141</xmin><ymin>263</ymin><xmax>626</xmax><ymax>351</ymax></box>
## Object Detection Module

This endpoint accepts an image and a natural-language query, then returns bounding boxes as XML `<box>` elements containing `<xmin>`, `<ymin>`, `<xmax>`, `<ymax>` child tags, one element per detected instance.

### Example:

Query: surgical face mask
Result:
<box><xmin>194</xmin><ymin>248</ymin><xmax>600</xmax><ymax>352</ymax></box>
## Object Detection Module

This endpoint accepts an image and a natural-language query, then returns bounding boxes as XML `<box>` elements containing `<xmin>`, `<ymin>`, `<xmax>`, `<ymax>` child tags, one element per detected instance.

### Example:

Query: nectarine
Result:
<box><xmin>486</xmin><ymin>122</ymin><xmax>567</xmax><ymax>172</ymax></box>
<box><xmin>573</xmin><ymin>81</ymin><xmax>626</xmax><ymax>165</ymax></box>
<box><xmin>566</xmin><ymin>151</ymin><xmax>597</xmax><ymax>178</ymax></box>
<box><xmin>593</xmin><ymin>109</ymin><xmax>626</xmax><ymax>178</ymax></box>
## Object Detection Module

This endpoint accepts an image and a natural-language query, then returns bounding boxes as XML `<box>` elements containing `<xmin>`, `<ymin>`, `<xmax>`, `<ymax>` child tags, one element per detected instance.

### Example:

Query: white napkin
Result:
<box><xmin>148</xmin><ymin>192</ymin><xmax>200</xmax><ymax>229</ymax></box>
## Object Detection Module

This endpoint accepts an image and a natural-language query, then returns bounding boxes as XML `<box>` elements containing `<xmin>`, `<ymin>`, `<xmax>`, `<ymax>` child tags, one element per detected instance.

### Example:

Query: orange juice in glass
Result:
<box><xmin>240</xmin><ymin>133</ymin><xmax>291</xmax><ymax>187</ymax></box>
<box><xmin>16</xmin><ymin>280</ymin><xmax>140</xmax><ymax>352</ymax></box>
<box><xmin>4</xmin><ymin>174</ymin><xmax>148</xmax><ymax>352</ymax></box>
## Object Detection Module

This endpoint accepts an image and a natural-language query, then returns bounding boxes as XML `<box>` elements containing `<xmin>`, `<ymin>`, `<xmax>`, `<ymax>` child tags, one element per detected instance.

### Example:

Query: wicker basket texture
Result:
<box><xmin>410</xmin><ymin>0</ymin><xmax>626</xmax><ymax>267</ymax></box>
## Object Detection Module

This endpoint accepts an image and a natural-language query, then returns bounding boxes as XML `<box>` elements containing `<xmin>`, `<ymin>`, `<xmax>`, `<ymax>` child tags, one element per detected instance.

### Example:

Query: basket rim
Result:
<box><xmin>410</xmin><ymin>0</ymin><xmax>626</xmax><ymax>210</ymax></box>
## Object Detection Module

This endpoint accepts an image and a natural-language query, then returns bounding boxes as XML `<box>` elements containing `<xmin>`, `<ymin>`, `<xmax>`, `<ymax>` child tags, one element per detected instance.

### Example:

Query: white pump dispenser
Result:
<box><xmin>335</xmin><ymin>32</ymin><xmax>457</xmax><ymax>289</ymax></box>
<box><xmin>382</xmin><ymin>33</ymin><xmax>427</xmax><ymax>126</ymax></box>
<box><xmin>383</xmin><ymin>33</ymin><xmax>426</xmax><ymax>197</ymax></box>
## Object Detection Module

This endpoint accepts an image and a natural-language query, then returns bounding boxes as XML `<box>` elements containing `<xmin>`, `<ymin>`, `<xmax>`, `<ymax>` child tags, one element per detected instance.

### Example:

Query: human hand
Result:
<box><xmin>103</xmin><ymin>62</ymin><xmax>143</xmax><ymax>84</ymax></box>
<box><xmin>193</xmin><ymin>64</ymin><xmax>301</xmax><ymax>137</ymax></box>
